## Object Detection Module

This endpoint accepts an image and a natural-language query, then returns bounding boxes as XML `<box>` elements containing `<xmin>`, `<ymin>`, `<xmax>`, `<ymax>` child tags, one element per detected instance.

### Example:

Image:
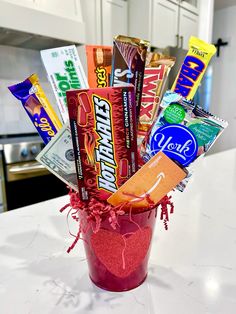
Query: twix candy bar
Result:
<box><xmin>86</xmin><ymin>45</ymin><xmax>112</xmax><ymax>88</ymax></box>
<box><xmin>138</xmin><ymin>52</ymin><xmax>175</xmax><ymax>144</ymax></box>
<box><xmin>67</xmin><ymin>85</ymin><xmax>138</xmax><ymax>201</ymax></box>
<box><xmin>172</xmin><ymin>36</ymin><xmax>216</xmax><ymax>100</ymax></box>
<box><xmin>8</xmin><ymin>74</ymin><xmax>62</xmax><ymax>144</ymax></box>
<box><xmin>111</xmin><ymin>35</ymin><xmax>149</xmax><ymax>118</ymax></box>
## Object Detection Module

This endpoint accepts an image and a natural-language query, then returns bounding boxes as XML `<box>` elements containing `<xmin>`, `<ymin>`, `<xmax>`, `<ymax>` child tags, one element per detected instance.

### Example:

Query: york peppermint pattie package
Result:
<box><xmin>143</xmin><ymin>90</ymin><xmax>228</xmax><ymax>191</ymax></box>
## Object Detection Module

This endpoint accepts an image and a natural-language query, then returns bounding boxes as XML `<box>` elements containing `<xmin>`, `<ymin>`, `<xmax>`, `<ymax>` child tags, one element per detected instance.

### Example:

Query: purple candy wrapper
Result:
<box><xmin>8</xmin><ymin>74</ymin><xmax>62</xmax><ymax>144</ymax></box>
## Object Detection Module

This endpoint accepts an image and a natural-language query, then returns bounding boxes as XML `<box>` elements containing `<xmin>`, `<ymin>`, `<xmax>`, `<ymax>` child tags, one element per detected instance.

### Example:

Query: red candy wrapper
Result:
<box><xmin>67</xmin><ymin>85</ymin><xmax>138</xmax><ymax>201</ymax></box>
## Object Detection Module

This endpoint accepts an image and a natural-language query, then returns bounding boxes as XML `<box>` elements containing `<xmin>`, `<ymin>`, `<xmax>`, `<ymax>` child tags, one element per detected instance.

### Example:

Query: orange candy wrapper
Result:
<box><xmin>86</xmin><ymin>45</ymin><xmax>112</xmax><ymax>88</ymax></box>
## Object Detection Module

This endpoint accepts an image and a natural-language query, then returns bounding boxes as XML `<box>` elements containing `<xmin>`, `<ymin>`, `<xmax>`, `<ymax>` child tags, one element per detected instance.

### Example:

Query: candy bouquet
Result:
<box><xmin>8</xmin><ymin>35</ymin><xmax>228</xmax><ymax>292</ymax></box>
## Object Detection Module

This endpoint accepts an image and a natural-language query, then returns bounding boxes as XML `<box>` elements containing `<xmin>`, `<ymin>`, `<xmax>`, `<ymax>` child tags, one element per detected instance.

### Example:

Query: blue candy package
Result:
<box><xmin>143</xmin><ymin>90</ymin><xmax>228</xmax><ymax>190</ymax></box>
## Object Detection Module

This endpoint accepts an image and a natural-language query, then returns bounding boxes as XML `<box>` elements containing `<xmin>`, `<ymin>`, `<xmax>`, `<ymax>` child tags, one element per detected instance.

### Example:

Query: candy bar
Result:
<box><xmin>171</xmin><ymin>36</ymin><xmax>216</xmax><ymax>100</ymax></box>
<box><xmin>76</xmin><ymin>92</ymin><xmax>92</xmax><ymax>126</ymax></box>
<box><xmin>119</xmin><ymin>159</ymin><xmax>128</xmax><ymax>178</ymax></box>
<box><xmin>41</xmin><ymin>45</ymin><xmax>88</xmax><ymax>123</ymax></box>
<box><xmin>138</xmin><ymin>52</ymin><xmax>175</xmax><ymax>144</ymax></box>
<box><xmin>67</xmin><ymin>85</ymin><xmax>138</xmax><ymax>201</ymax></box>
<box><xmin>86</xmin><ymin>45</ymin><xmax>112</xmax><ymax>88</ymax></box>
<box><xmin>8</xmin><ymin>74</ymin><xmax>62</xmax><ymax>144</ymax></box>
<box><xmin>144</xmin><ymin>91</ymin><xmax>228</xmax><ymax>168</ymax></box>
<box><xmin>111</xmin><ymin>35</ymin><xmax>149</xmax><ymax>118</ymax></box>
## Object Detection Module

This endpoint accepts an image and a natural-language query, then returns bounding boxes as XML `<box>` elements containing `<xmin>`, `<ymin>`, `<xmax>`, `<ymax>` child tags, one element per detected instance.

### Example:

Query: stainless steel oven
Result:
<box><xmin>1</xmin><ymin>135</ymin><xmax>68</xmax><ymax>211</ymax></box>
<box><xmin>0</xmin><ymin>146</ymin><xmax>7</xmax><ymax>212</ymax></box>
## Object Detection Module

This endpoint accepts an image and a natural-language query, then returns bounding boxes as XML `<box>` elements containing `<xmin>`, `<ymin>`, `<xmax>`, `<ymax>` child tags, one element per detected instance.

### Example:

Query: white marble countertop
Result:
<box><xmin>0</xmin><ymin>149</ymin><xmax>236</xmax><ymax>314</ymax></box>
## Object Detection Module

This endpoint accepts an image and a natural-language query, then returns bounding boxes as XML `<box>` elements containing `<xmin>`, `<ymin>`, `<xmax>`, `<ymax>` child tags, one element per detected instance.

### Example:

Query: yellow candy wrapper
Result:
<box><xmin>171</xmin><ymin>36</ymin><xmax>216</xmax><ymax>100</ymax></box>
<box><xmin>29</xmin><ymin>74</ymin><xmax>62</xmax><ymax>131</ymax></box>
<box><xmin>8</xmin><ymin>74</ymin><xmax>62</xmax><ymax>144</ymax></box>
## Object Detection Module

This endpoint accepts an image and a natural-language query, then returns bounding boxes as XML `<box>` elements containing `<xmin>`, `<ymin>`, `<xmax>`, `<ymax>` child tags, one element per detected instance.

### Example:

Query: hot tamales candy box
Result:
<box><xmin>67</xmin><ymin>86</ymin><xmax>138</xmax><ymax>201</ymax></box>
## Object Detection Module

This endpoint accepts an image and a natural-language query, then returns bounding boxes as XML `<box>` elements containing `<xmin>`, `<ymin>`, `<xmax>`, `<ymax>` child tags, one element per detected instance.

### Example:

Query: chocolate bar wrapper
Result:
<box><xmin>86</xmin><ymin>45</ymin><xmax>112</xmax><ymax>88</ymax></box>
<box><xmin>171</xmin><ymin>36</ymin><xmax>216</xmax><ymax>100</ymax></box>
<box><xmin>111</xmin><ymin>35</ymin><xmax>149</xmax><ymax>118</ymax></box>
<box><xmin>144</xmin><ymin>90</ymin><xmax>228</xmax><ymax>190</ymax></box>
<box><xmin>8</xmin><ymin>74</ymin><xmax>62</xmax><ymax>144</ymax></box>
<box><xmin>67</xmin><ymin>85</ymin><xmax>138</xmax><ymax>201</ymax></box>
<box><xmin>41</xmin><ymin>45</ymin><xmax>88</xmax><ymax>123</ymax></box>
<box><xmin>138</xmin><ymin>52</ymin><xmax>175</xmax><ymax>144</ymax></box>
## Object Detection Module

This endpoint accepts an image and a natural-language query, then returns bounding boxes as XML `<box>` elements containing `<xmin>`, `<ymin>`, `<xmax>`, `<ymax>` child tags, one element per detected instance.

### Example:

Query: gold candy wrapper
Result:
<box><xmin>138</xmin><ymin>52</ymin><xmax>175</xmax><ymax>144</ymax></box>
<box><xmin>114</xmin><ymin>35</ymin><xmax>150</xmax><ymax>49</ymax></box>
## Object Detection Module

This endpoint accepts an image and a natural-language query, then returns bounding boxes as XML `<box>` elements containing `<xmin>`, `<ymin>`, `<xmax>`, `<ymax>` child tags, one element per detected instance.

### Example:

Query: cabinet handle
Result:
<box><xmin>180</xmin><ymin>36</ymin><xmax>183</xmax><ymax>48</ymax></box>
<box><xmin>176</xmin><ymin>34</ymin><xmax>179</xmax><ymax>48</ymax></box>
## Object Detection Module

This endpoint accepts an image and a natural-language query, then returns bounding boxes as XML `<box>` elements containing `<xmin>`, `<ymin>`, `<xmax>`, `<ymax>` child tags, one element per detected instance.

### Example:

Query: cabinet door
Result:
<box><xmin>180</xmin><ymin>0</ymin><xmax>199</xmax><ymax>14</ymax></box>
<box><xmin>37</xmin><ymin>0</ymin><xmax>83</xmax><ymax>21</ymax></box>
<box><xmin>128</xmin><ymin>0</ymin><xmax>152</xmax><ymax>41</ymax></box>
<box><xmin>81</xmin><ymin>0</ymin><xmax>102</xmax><ymax>44</ymax></box>
<box><xmin>101</xmin><ymin>0</ymin><xmax>128</xmax><ymax>45</ymax></box>
<box><xmin>152</xmin><ymin>0</ymin><xmax>179</xmax><ymax>48</ymax></box>
<box><xmin>1</xmin><ymin>0</ymin><xmax>35</xmax><ymax>8</ymax></box>
<box><xmin>179</xmin><ymin>7</ymin><xmax>198</xmax><ymax>49</ymax></box>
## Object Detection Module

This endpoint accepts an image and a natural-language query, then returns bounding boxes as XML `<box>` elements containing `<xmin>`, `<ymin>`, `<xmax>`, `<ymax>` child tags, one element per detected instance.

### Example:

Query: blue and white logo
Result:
<box><xmin>150</xmin><ymin>124</ymin><xmax>198</xmax><ymax>166</ymax></box>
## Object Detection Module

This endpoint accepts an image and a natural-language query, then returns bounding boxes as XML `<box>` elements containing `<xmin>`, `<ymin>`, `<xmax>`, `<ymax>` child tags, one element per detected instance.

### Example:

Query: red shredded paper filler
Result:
<box><xmin>60</xmin><ymin>190</ymin><xmax>174</xmax><ymax>253</ymax></box>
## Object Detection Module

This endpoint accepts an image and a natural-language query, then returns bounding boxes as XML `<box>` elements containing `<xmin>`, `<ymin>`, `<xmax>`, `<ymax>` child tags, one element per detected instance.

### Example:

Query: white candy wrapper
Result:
<box><xmin>41</xmin><ymin>45</ymin><xmax>88</xmax><ymax>123</ymax></box>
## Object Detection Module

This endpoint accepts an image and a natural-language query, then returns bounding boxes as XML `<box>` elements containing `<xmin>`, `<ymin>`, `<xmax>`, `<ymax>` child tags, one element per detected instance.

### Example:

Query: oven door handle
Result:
<box><xmin>9</xmin><ymin>164</ymin><xmax>46</xmax><ymax>174</ymax></box>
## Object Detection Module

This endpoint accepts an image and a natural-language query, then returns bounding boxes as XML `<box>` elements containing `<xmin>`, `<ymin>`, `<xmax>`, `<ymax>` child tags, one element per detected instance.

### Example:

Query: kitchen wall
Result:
<box><xmin>209</xmin><ymin>5</ymin><xmax>236</xmax><ymax>153</ymax></box>
<box><xmin>0</xmin><ymin>45</ymin><xmax>60</xmax><ymax>135</ymax></box>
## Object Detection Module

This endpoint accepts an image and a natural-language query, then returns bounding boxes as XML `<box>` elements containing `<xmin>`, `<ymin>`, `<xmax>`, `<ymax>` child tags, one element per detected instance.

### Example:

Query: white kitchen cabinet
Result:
<box><xmin>1</xmin><ymin>0</ymin><xmax>35</xmax><ymax>8</ymax></box>
<box><xmin>152</xmin><ymin>0</ymin><xmax>179</xmax><ymax>48</ymax></box>
<box><xmin>128</xmin><ymin>0</ymin><xmax>152</xmax><ymax>42</ymax></box>
<box><xmin>129</xmin><ymin>0</ymin><xmax>199</xmax><ymax>49</ymax></box>
<box><xmin>180</xmin><ymin>0</ymin><xmax>199</xmax><ymax>14</ymax></box>
<box><xmin>81</xmin><ymin>0</ymin><xmax>128</xmax><ymax>45</ymax></box>
<box><xmin>129</xmin><ymin>0</ymin><xmax>180</xmax><ymax>48</ymax></box>
<box><xmin>37</xmin><ymin>0</ymin><xmax>83</xmax><ymax>22</ymax></box>
<box><xmin>179</xmin><ymin>7</ymin><xmax>198</xmax><ymax>49</ymax></box>
<box><xmin>0</xmin><ymin>0</ymin><xmax>85</xmax><ymax>45</ymax></box>
<box><xmin>101</xmin><ymin>0</ymin><xmax>128</xmax><ymax>45</ymax></box>
<box><xmin>2</xmin><ymin>0</ymin><xmax>84</xmax><ymax>21</ymax></box>
<box><xmin>80</xmin><ymin>0</ymin><xmax>102</xmax><ymax>44</ymax></box>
